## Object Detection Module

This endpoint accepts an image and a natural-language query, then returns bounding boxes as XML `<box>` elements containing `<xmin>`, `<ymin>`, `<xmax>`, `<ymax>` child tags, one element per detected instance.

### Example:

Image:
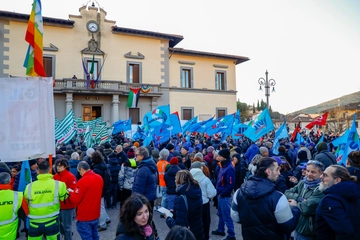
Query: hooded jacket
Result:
<box><xmin>166</xmin><ymin>183</ymin><xmax>204</xmax><ymax>240</ymax></box>
<box><xmin>108</xmin><ymin>154</ymin><xmax>121</xmax><ymax>184</ymax></box>
<box><xmin>216</xmin><ymin>158</ymin><xmax>235</xmax><ymax>198</ymax></box>
<box><xmin>315</xmin><ymin>181</ymin><xmax>360</xmax><ymax>240</ymax></box>
<box><xmin>231</xmin><ymin>175</ymin><xmax>300</xmax><ymax>240</ymax></box>
<box><xmin>132</xmin><ymin>157</ymin><xmax>158</xmax><ymax>201</ymax></box>
<box><xmin>190</xmin><ymin>168</ymin><xmax>216</xmax><ymax>204</ymax></box>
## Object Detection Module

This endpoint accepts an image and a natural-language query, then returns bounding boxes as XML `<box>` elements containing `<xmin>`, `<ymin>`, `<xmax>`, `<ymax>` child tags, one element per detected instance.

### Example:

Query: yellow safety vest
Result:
<box><xmin>24</xmin><ymin>174</ymin><xmax>67</xmax><ymax>222</ymax></box>
<box><xmin>0</xmin><ymin>190</ymin><xmax>22</xmax><ymax>240</ymax></box>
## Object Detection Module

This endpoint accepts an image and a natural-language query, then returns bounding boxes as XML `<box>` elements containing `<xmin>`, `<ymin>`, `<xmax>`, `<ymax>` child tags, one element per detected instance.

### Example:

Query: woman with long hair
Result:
<box><xmin>164</xmin><ymin>170</ymin><xmax>204</xmax><ymax>240</ymax></box>
<box><xmin>115</xmin><ymin>193</ymin><xmax>155</xmax><ymax>240</ymax></box>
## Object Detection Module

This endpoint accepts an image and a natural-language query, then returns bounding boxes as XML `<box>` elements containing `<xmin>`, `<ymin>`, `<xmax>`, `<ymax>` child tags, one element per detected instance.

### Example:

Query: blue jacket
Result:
<box><xmin>216</xmin><ymin>159</ymin><xmax>235</xmax><ymax>197</ymax></box>
<box><xmin>166</xmin><ymin>183</ymin><xmax>204</xmax><ymax>240</ymax></box>
<box><xmin>244</xmin><ymin>144</ymin><xmax>259</xmax><ymax>164</ymax></box>
<box><xmin>68</xmin><ymin>159</ymin><xmax>81</xmax><ymax>180</ymax></box>
<box><xmin>315</xmin><ymin>181</ymin><xmax>360</xmax><ymax>240</ymax></box>
<box><xmin>164</xmin><ymin>165</ymin><xmax>181</xmax><ymax>195</ymax></box>
<box><xmin>132</xmin><ymin>157</ymin><xmax>157</xmax><ymax>201</ymax></box>
<box><xmin>108</xmin><ymin>156</ymin><xmax>121</xmax><ymax>184</ymax></box>
<box><xmin>231</xmin><ymin>175</ymin><xmax>300</xmax><ymax>240</ymax></box>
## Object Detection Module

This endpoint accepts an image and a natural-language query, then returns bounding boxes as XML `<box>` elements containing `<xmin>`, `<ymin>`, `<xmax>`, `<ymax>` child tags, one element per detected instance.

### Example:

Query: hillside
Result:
<box><xmin>289</xmin><ymin>91</ymin><xmax>360</xmax><ymax>115</ymax></box>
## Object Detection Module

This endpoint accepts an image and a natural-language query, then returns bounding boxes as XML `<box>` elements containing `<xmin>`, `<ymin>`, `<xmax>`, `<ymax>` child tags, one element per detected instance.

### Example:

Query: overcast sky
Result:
<box><xmin>3</xmin><ymin>0</ymin><xmax>360</xmax><ymax>114</ymax></box>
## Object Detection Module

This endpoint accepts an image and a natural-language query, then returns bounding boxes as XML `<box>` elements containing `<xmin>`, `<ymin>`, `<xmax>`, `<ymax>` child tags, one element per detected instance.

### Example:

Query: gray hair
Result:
<box><xmin>71</xmin><ymin>152</ymin><xmax>79</xmax><ymax>160</ymax></box>
<box><xmin>159</xmin><ymin>149</ymin><xmax>170</xmax><ymax>160</ymax></box>
<box><xmin>136</xmin><ymin>147</ymin><xmax>149</xmax><ymax>158</ymax></box>
<box><xmin>0</xmin><ymin>172</ymin><xmax>11</xmax><ymax>184</ymax></box>
<box><xmin>194</xmin><ymin>152</ymin><xmax>203</xmax><ymax>160</ymax></box>
<box><xmin>77</xmin><ymin>161</ymin><xmax>90</xmax><ymax>171</ymax></box>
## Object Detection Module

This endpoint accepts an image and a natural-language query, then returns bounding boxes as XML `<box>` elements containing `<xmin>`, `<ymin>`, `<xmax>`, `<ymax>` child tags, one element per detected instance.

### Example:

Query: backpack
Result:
<box><xmin>103</xmin><ymin>168</ymin><xmax>112</xmax><ymax>191</ymax></box>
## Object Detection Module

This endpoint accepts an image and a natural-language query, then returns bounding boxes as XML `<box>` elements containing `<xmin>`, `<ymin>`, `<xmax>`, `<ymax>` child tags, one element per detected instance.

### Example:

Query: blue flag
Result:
<box><xmin>295</xmin><ymin>132</ymin><xmax>305</xmax><ymax>146</ymax></box>
<box><xmin>170</xmin><ymin>112</ymin><xmax>182</xmax><ymax>135</ymax></box>
<box><xmin>182</xmin><ymin>116</ymin><xmax>198</xmax><ymax>134</ymax></box>
<box><xmin>204</xmin><ymin>114</ymin><xmax>234</xmax><ymax>136</ymax></box>
<box><xmin>234</xmin><ymin>109</ymin><xmax>241</xmax><ymax>125</ymax></box>
<box><xmin>112</xmin><ymin>118</ymin><xmax>132</xmax><ymax>135</ymax></box>
<box><xmin>272</xmin><ymin>118</ymin><xmax>288</xmax><ymax>155</ymax></box>
<box><xmin>187</xmin><ymin>116</ymin><xmax>214</xmax><ymax>133</ymax></box>
<box><xmin>337</xmin><ymin>114</ymin><xmax>359</xmax><ymax>166</ymax></box>
<box><xmin>143</xmin><ymin>104</ymin><xmax>171</xmax><ymax>129</ymax></box>
<box><xmin>232</xmin><ymin>123</ymin><xmax>249</xmax><ymax>139</ymax></box>
<box><xmin>243</xmin><ymin>108</ymin><xmax>274</xmax><ymax>142</ymax></box>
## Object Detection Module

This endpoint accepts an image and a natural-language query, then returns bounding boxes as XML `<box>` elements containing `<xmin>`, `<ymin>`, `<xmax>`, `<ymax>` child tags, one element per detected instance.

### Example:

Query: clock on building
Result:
<box><xmin>86</xmin><ymin>20</ymin><xmax>99</xmax><ymax>33</ymax></box>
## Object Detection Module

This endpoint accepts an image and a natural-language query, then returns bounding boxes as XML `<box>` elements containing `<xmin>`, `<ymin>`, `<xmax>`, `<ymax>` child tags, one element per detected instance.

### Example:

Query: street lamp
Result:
<box><xmin>258</xmin><ymin>70</ymin><xmax>276</xmax><ymax>108</ymax></box>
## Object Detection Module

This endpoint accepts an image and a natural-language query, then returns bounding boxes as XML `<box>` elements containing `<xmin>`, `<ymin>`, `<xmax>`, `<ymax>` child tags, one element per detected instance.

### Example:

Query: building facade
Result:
<box><xmin>0</xmin><ymin>4</ymin><xmax>249</xmax><ymax>125</ymax></box>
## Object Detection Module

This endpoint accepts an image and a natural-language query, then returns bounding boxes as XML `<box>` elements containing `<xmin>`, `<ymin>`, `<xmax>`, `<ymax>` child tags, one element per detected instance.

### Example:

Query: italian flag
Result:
<box><xmin>127</xmin><ymin>87</ymin><xmax>141</xmax><ymax>108</ymax></box>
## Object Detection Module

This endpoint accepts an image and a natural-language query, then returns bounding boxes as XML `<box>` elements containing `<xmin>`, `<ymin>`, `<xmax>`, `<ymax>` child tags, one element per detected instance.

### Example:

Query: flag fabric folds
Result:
<box><xmin>127</xmin><ymin>88</ymin><xmax>141</xmax><ymax>108</ymax></box>
<box><xmin>55</xmin><ymin>109</ymin><xmax>77</xmax><ymax>144</ymax></box>
<box><xmin>143</xmin><ymin>105</ymin><xmax>171</xmax><ymax>129</ymax></box>
<box><xmin>82</xmin><ymin>58</ymin><xmax>91</xmax><ymax>88</ymax></box>
<box><xmin>272</xmin><ymin>119</ymin><xmax>288</xmax><ymax>155</ymax></box>
<box><xmin>182</xmin><ymin>116</ymin><xmax>198</xmax><ymax>134</ymax></box>
<box><xmin>290</xmin><ymin>120</ymin><xmax>301</xmax><ymax>142</ymax></box>
<box><xmin>336</xmin><ymin>114</ymin><xmax>359</xmax><ymax>166</ymax></box>
<box><xmin>23</xmin><ymin>0</ymin><xmax>46</xmax><ymax>77</ymax></box>
<box><xmin>232</xmin><ymin>123</ymin><xmax>249</xmax><ymax>139</ymax></box>
<box><xmin>305</xmin><ymin>112</ymin><xmax>328</xmax><ymax>129</ymax></box>
<box><xmin>243</xmin><ymin>108</ymin><xmax>274</xmax><ymax>142</ymax></box>
<box><xmin>113</xmin><ymin>118</ymin><xmax>132</xmax><ymax>135</ymax></box>
<box><xmin>18</xmin><ymin>160</ymin><xmax>32</xmax><ymax>192</ymax></box>
<box><xmin>84</xmin><ymin>125</ymin><xmax>93</xmax><ymax>149</ymax></box>
<box><xmin>170</xmin><ymin>112</ymin><xmax>182</xmax><ymax>135</ymax></box>
<box><xmin>187</xmin><ymin>116</ymin><xmax>214</xmax><ymax>133</ymax></box>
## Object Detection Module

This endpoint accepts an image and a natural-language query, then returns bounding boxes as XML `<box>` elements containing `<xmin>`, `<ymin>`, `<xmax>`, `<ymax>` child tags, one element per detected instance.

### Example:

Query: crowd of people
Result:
<box><xmin>0</xmin><ymin>130</ymin><xmax>360</xmax><ymax>240</ymax></box>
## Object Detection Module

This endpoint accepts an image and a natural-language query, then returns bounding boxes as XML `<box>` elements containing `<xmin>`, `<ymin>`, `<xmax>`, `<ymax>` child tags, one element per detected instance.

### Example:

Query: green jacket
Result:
<box><xmin>284</xmin><ymin>180</ymin><xmax>324</xmax><ymax>237</ymax></box>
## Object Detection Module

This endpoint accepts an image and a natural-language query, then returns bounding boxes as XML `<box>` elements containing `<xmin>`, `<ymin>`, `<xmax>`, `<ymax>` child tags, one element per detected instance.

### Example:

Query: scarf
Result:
<box><xmin>142</xmin><ymin>224</ymin><xmax>153</xmax><ymax>237</ymax></box>
<box><xmin>303</xmin><ymin>177</ymin><xmax>321</xmax><ymax>189</ymax></box>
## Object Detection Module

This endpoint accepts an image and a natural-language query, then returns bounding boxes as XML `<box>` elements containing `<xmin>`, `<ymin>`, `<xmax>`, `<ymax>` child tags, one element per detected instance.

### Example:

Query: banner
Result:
<box><xmin>0</xmin><ymin>77</ymin><xmax>55</xmax><ymax>162</ymax></box>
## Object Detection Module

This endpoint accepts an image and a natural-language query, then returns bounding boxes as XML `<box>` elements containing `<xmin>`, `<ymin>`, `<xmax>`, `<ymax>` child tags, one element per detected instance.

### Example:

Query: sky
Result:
<box><xmin>3</xmin><ymin>0</ymin><xmax>360</xmax><ymax>114</ymax></box>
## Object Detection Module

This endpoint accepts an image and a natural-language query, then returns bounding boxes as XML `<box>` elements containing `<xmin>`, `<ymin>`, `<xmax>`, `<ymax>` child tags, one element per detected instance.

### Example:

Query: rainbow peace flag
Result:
<box><xmin>23</xmin><ymin>0</ymin><xmax>46</xmax><ymax>77</ymax></box>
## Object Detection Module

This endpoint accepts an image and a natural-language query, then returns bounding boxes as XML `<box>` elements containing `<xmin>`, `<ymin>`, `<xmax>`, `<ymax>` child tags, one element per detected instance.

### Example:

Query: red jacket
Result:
<box><xmin>53</xmin><ymin>170</ymin><xmax>76</xmax><ymax>209</ymax></box>
<box><xmin>69</xmin><ymin>170</ymin><xmax>103</xmax><ymax>221</ymax></box>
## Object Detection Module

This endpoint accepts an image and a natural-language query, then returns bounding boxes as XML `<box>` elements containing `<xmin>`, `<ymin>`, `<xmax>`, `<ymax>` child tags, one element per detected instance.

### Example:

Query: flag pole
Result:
<box><xmin>48</xmin><ymin>154</ymin><xmax>53</xmax><ymax>174</ymax></box>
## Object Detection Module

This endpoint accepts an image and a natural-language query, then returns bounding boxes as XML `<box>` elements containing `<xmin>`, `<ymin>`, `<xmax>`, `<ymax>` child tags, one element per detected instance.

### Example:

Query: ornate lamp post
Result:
<box><xmin>258</xmin><ymin>70</ymin><xmax>276</xmax><ymax>107</ymax></box>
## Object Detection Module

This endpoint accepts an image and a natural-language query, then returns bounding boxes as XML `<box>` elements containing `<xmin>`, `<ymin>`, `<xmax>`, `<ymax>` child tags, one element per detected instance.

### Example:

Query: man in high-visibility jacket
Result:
<box><xmin>24</xmin><ymin>160</ymin><xmax>68</xmax><ymax>240</ymax></box>
<box><xmin>0</xmin><ymin>172</ymin><xmax>28</xmax><ymax>240</ymax></box>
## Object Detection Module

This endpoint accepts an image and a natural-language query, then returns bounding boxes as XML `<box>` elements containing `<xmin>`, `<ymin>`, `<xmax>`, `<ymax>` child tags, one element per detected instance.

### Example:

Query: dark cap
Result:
<box><xmin>218</xmin><ymin>149</ymin><xmax>230</xmax><ymax>159</ymax></box>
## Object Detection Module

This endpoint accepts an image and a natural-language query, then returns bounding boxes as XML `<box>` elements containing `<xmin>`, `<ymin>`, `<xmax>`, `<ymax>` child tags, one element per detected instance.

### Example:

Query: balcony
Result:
<box><xmin>53</xmin><ymin>79</ymin><xmax>163</xmax><ymax>97</ymax></box>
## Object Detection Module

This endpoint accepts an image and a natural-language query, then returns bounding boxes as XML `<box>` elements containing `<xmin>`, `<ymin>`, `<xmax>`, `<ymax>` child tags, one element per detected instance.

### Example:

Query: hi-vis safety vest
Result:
<box><xmin>0</xmin><ymin>190</ymin><xmax>22</xmax><ymax>240</ymax></box>
<box><xmin>25</xmin><ymin>175</ymin><xmax>67</xmax><ymax>222</ymax></box>
<box><xmin>157</xmin><ymin>160</ymin><xmax>169</xmax><ymax>187</ymax></box>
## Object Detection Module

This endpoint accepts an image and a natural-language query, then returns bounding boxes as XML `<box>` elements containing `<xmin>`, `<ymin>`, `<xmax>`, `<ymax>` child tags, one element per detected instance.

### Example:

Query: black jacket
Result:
<box><xmin>92</xmin><ymin>161</ymin><xmax>109</xmax><ymax>197</ymax></box>
<box><xmin>115</xmin><ymin>221</ymin><xmax>154</xmax><ymax>240</ymax></box>
<box><xmin>166</xmin><ymin>183</ymin><xmax>204</xmax><ymax>240</ymax></box>
<box><xmin>316</xmin><ymin>181</ymin><xmax>360</xmax><ymax>240</ymax></box>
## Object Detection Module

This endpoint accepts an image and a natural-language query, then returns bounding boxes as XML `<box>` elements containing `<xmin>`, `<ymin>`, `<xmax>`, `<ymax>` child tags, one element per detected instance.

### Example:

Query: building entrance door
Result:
<box><xmin>82</xmin><ymin>105</ymin><xmax>102</xmax><ymax>121</ymax></box>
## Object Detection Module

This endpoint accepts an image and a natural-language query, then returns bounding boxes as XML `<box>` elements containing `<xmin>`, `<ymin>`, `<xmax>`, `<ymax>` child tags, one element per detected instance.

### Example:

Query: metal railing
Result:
<box><xmin>54</xmin><ymin>79</ymin><xmax>161</xmax><ymax>93</ymax></box>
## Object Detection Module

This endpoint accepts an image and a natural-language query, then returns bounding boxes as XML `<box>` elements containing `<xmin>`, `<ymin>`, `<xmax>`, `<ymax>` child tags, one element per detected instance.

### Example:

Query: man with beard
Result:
<box><xmin>231</xmin><ymin>157</ymin><xmax>300</xmax><ymax>240</ymax></box>
<box><xmin>316</xmin><ymin>165</ymin><xmax>360</xmax><ymax>240</ymax></box>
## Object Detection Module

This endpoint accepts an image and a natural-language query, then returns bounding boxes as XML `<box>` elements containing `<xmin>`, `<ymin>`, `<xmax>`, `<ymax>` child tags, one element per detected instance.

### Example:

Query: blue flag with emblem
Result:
<box><xmin>243</xmin><ymin>108</ymin><xmax>274</xmax><ymax>142</ymax></box>
<box><xmin>272</xmin><ymin>118</ymin><xmax>288</xmax><ymax>155</ymax></box>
